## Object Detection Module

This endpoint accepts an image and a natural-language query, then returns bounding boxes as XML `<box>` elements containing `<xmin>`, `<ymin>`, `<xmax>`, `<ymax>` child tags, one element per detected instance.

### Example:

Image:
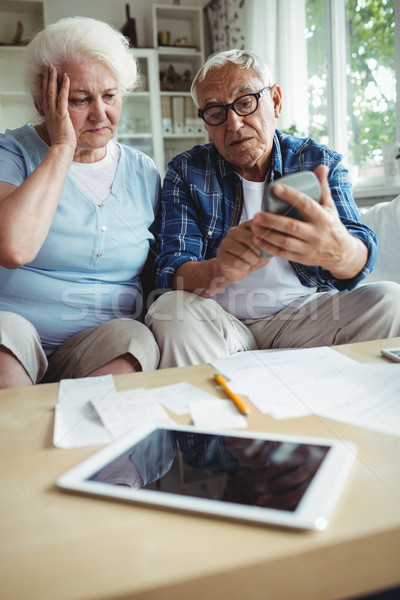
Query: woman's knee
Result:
<box><xmin>0</xmin><ymin>346</ymin><xmax>34</xmax><ymax>388</ymax></box>
<box><xmin>0</xmin><ymin>310</ymin><xmax>38</xmax><ymax>335</ymax></box>
<box><xmin>97</xmin><ymin>318</ymin><xmax>160</xmax><ymax>371</ymax></box>
<box><xmin>0</xmin><ymin>311</ymin><xmax>47</xmax><ymax>384</ymax></box>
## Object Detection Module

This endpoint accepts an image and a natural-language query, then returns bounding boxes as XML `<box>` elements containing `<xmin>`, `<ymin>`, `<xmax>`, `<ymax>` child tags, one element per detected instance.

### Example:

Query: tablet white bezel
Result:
<box><xmin>57</xmin><ymin>425</ymin><xmax>357</xmax><ymax>531</ymax></box>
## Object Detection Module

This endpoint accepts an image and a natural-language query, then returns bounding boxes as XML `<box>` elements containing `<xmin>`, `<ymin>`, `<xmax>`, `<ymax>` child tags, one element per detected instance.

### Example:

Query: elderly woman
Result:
<box><xmin>0</xmin><ymin>17</ymin><xmax>160</xmax><ymax>388</ymax></box>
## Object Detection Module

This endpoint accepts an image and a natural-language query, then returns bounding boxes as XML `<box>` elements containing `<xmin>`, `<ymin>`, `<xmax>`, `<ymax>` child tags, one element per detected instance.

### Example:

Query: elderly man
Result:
<box><xmin>146</xmin><ymin>49</ymin><xmax>400</xmax><ymax>367</ymax></box>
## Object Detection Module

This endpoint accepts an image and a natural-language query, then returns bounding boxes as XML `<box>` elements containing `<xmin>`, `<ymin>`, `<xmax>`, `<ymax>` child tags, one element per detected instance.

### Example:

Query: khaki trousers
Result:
<box><xmin>0</xmin><ymin>312</ymin><xmax>159</xmax><ymax>383</ymax></box>
<box><xmin>145</xmin><ymin>282</ymin><xmax>400</xmax><ymax>368</ymax></box>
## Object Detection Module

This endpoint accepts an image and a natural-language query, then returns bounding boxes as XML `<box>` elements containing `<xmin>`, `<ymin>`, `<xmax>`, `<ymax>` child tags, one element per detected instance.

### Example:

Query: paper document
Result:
<box><xmin>190</xmin><ymin>399</ymin><xmax>248</xmax><ymax>429</ymax></box>
<box><xmin>53</xmin><ymin>375</ymin><xmax>116</xmax><ymax>448</ymax></box>
<box><xmin>212</xmin><ymin>347</ymin><xmax>355</xmax><ymax>419</ymax></box>
<box><xmin>296</xmin><ymin>363</ymin><xmax>400</xmax><ymax>437</ymax></box>
<box><xmin>92</xmin><ymin>389</ymin><xmax>174</xmax><ymax>439</ymax></box>
<box><xmin>212</xmin><ymin>347</ymin><xmax>400</xmax><ymax>437</ymax></box>
<box><xmin>53</xmin><ymin>378</ymin><xmax>240</xmax><ymax>449</ymax></box>
<box><xmin>156</xmin><ymin>382</ymin><xmax>220</xmax><ymax>415</ymax></box>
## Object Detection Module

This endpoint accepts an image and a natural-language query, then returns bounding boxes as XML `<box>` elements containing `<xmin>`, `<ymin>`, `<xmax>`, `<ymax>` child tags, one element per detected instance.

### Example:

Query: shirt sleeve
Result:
<box><xmin>0</xmin><ymin>135</ymin><xmax>27</xmax><ymax>186</ymax></box>
<box><xmin>154</xmin><ymin>159</ymin><xmax>205</xmax><ymax>289</ymax></box>
<box><xmin>298</xmin><ymin>152</ymin><xmax>378</xmax><ymax>291</ymax></box>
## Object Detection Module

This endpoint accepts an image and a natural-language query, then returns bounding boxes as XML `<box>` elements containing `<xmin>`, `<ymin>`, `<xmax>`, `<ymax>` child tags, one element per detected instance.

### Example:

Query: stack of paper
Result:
<box><xmin>53</xmin><ymin>380</ymin><xmax>247</xmax><ymax>449</ymax></box>
<box><xmin>211</xmin><ymin>347</ymin><xmax>400</xmax><ymax>437</ymax></box>
<box><xmin>53</xmin><ymin>346</ymin><xmax>400</xmax><ymax>450</ymax></box>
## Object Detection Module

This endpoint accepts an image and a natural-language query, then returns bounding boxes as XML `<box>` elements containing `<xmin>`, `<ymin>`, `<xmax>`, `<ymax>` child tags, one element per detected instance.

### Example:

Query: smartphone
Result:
<box><xmin>380</xmin><ymin>348</ymin><xmax>400</xmax><ymax>363</ymax></box>
<box><xmin>260</xmin><ymin>171</ymin><xmax>321</xmax><ymax>258</ymax></box>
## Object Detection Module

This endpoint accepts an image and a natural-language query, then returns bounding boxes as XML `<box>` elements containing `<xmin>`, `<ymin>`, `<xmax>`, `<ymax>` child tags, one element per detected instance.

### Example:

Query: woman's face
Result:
<box><xmin>60</xmin><ymin>61</ymin><xmax>122</xmax><ymax>156</ymax></box>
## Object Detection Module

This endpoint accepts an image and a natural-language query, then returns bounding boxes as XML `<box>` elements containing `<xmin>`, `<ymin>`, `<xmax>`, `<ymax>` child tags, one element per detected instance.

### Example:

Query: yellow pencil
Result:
<box><xmin>213</xmin><ymin>373</ymin><xmax>250</xmax><ymax>416</ymax></box>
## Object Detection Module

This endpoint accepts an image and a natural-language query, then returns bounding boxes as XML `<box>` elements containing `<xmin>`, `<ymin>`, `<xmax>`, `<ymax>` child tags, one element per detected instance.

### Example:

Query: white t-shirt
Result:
<box><xmin>69</xmin><ymin>141</ymin><xmax>121</xmax><ymax>204</ymax></box>
<box><xmin>212</xmin><ymin>177</ymin><xmax>315</xmax><ymax>319</ymax></box>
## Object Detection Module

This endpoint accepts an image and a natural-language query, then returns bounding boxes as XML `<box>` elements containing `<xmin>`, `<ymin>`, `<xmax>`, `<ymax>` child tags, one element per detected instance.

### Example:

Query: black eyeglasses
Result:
<box><xmin>198</xmin><ymin>86</ymin><xmax>272</xmax><ymax>126</ymax></box>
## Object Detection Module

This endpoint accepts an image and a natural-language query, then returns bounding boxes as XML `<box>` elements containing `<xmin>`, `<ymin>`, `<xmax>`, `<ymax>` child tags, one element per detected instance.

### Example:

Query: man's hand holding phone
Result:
<box><xmin>259</xmin><ymin>171</ymin><xmax>321</xmax><ymax>258</ymax></box>
<box><xmin>251</xmin><ymin>164</ymin><xmax>368</xmax><ymax>280</ymax></box>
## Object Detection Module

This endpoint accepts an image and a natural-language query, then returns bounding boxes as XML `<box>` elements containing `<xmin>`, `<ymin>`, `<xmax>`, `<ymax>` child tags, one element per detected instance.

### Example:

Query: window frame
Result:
<box><xmin>322</xmin><ymin>0</ymin><xmax>399</xmax><ymax>199</ymax></box>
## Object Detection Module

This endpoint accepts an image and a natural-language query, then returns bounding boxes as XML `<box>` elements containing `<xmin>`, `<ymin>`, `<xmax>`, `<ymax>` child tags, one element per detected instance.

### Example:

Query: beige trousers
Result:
<box><xmin>145</xmin><ymin>282</ymin><xmax>400</xmax><ymax>368</ymax></box>
<box><xmin>0</xmin><ymin>312</ymin><xmax>159</xmax><ymax>383</ymax></box>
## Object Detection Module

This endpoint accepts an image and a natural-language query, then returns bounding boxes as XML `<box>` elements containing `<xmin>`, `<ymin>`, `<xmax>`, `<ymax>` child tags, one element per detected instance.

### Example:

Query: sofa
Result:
<box><xmin>359</xmin><ymin>195</ymin><xmax>400</xmax><ymax>284</ymax></box>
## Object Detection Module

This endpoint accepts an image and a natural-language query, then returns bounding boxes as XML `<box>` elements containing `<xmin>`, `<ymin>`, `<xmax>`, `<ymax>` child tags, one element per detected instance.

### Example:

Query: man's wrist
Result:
<box><xmin>328</xmin><ymin>236</ymin><xmax>367</xmax><ymax>280</ymax></box>
<box><xmin>173</xmin><ymin>259</ymin><xmax>233</xmax><ymax>297</ymax></box>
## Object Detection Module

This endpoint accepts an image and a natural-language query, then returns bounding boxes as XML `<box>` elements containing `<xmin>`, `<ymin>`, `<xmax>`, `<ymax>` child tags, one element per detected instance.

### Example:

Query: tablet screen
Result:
<box><xmin>58</xmin><ymin>425</ymin><xmax>356</xmax><ymax>529</ymax></box>
<box><xmin>87</xmin><ymin>429</ymin><xmax>330</xmax><ymax>513</ymax></box>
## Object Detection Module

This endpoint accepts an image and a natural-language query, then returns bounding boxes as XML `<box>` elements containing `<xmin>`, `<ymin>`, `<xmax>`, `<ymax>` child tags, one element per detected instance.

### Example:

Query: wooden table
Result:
<box><xmin>1</xmin><ymin>338</ymin><xmax>400</xmax><ymax>600</ymax></box>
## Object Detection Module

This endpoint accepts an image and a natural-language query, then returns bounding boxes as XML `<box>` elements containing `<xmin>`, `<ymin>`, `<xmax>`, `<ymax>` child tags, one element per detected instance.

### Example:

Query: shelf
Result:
<box><xmin>117</xmin><ymin>133</ymin><xmax>153</xmax><ymax>139</ymax></box>
<box><xmin>163</xmin><ymin>133</ymin><xmax>205</xmax><ymax>139</ymax></box>
<box><xmin>0</xmin><ymin>45</ymin><xmax>26</xmax><ymax>51</ymax></box>
<box><xmin>152</xmin><ymin>3</ymin><xmax>205</xmax><ymax>177</ymax></box>
<box><xmin>0</xmin><ymin>5</ymin><xmax>207</xmax><ymax>180</ymax></box>
<box><xmin>158</xmin><ymin>53</ymin><xmax>203</xmax><ymax>66</ymax></box>
<box><xmin>153</xmin><ymin>5</ymin><xmax>205</xmax><ymax>18</ymax></box>
<box><xmin>127</xmin><ymin>91</ymin><xmax>150</xmax><ymax>98</ymax></box>
<box><xmin>0</xmin><ymin>1</ymin><xmax>43</xmax><ymax>46</ymax></box>
<box><xmin>158</xmin><ymin>47</ymin><xmax>201</xmax><ymax>56</ymax></box>
<box><xmin>161</xmin><ymin>91</ymin><xmax>193</xmax><ymax>97</ymax></box>
<box><xmin>0</xmin><ymin>91</ymin><xmax>29</xmax><ymax>96</ymax></box>
<box><xmin>153</xmin><ymin>4</ymin><xmax>204</xmax><ymax>52</ymax></box>
<box><xmin>0</xmin><ymin>1</ymin><xmax>42</xmax><ymax>14</ymax></box>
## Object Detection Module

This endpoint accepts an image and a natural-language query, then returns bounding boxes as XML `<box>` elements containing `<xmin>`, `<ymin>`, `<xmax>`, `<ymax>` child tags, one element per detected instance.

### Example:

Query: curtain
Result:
<box><xmin>206</xmin><ymin>0</ymin><xmax>247</xmax><ymax>53</ymax></box>
<box><xmin>244</xmin><ymin>0</ymin><xmax>309</xmax><ymax>134</ymax></box>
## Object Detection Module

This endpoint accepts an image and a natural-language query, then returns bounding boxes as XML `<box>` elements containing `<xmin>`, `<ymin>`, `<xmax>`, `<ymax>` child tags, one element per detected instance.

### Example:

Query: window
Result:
<box><xmin>306</xmin><ymin>0</ymin><xmax>397</xmax><ymax>195</ymax></box>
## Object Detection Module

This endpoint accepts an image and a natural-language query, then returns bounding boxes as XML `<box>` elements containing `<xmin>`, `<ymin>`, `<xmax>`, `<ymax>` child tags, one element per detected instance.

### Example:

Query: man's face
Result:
<box><xmin>196</xmin><ymin>63</ymin><xmax>282</xmax><ymax>181</ymax></box>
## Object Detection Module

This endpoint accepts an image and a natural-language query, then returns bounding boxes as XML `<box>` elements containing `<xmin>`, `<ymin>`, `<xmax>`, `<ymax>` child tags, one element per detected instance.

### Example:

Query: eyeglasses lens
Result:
<box><xmin>203</xmin><ymin>94</ymin><xmax>257</xmax><ymax>126</ymax></box>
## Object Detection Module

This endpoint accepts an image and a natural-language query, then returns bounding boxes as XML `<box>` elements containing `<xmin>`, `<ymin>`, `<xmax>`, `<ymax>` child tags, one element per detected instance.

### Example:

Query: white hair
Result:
<box><xmin>25</xmin><ymin>16</ymin><xmax>139</xmax><ymax>106</ymax></box>
<box><xmin>191</xmin><ymin>49</ymin><xmax>274</xmax><ymax>106</ymax></box>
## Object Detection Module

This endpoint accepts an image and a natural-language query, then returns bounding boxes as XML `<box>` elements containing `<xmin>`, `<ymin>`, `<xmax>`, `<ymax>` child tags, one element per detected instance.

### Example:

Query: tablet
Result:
<box><xmin>57</xmin><ymin>425</ymin><xmax>357</xmax><ymax>531</ymax></box>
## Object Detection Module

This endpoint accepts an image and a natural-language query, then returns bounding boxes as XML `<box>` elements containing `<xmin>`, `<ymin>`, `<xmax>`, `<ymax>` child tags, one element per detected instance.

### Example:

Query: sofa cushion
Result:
<box><xmin>359</xmin><ymin>195</ymin><xmax>400</xmax><ymax>284</ymax></box>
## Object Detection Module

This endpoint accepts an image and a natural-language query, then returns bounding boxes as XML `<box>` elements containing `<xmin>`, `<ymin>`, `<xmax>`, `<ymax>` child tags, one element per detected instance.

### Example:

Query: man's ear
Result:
<box><xmin>271</xmin><ymin>84</ymin><xmax>282</xmax><ymax>119</ymax></box>
<box><xmin>34</xmin><ymin>101</ymin><xmax>44</xmax><ymax>117</ymax></box>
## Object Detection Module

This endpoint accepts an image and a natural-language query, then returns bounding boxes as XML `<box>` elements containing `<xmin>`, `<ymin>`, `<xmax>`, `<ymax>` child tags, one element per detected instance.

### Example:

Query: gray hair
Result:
<box><xmin>191</xmin><ymin>49</ymin><xmax>274</xmax><ymax>106</ymax></box>
<box><xmin>25</xmin><ymin>16</ymin><xmax>139</xmax><ymax>107</ymax></box>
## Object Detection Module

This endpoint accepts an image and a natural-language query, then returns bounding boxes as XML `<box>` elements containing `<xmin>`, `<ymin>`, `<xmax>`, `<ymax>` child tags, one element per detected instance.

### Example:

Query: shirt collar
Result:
<box><xmin>271</xmin><ymin>131</ymin><xmax>283</xmax><ymax>179</ymax></box>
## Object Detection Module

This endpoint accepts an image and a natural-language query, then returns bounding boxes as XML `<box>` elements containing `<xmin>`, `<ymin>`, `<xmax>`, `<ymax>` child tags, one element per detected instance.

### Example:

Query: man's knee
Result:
<box><xmin>146</xmin><ymin>291</ymin><xmax>220</xmax><ymax>329</ymax></box>
<box><xmin>350</xmin><ymin>281</ymin><xmax>400</xmax><ymax>340</ymax></box>
<box><xmin>362</xmin><ymin>281</ymin><xmax>400</xmax><ymax>313</ymax></box>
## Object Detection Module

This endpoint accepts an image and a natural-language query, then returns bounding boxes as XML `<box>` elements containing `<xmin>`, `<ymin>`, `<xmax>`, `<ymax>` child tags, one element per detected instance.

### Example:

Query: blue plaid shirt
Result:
<box><xmin>154</xmin><ymin>130</ymin><xmax>377</xmax><ymax>291</ymax></box>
